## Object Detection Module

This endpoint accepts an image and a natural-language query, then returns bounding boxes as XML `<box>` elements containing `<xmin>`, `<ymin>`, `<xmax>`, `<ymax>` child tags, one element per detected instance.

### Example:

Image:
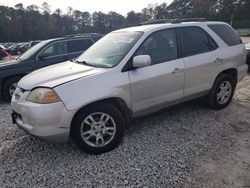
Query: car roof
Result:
<box><xmin>114</xmin><ymin>21</ymin><xmax>227</xmax><ymax>33</ymax></box>
<box><xmin>43</xmin><ymin>35</ymin><xmax>101</xmax><ymax>44</ymax></box>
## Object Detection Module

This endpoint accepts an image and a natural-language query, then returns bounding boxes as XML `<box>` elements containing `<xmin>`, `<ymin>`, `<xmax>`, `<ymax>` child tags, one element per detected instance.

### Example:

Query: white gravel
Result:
<box><xmin>0</xmin><ymin>74</ymin><xmax>249</xmax><ymax>187</ymax></box>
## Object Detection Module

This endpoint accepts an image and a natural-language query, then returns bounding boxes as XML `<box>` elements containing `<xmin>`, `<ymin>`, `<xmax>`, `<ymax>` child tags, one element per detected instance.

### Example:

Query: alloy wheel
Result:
<box><xmin>80</xmin><ymin>112</ymin><xmax>116</xmax><ymax>147</ymax></box>
<box><xmin>217</xmin><ymin>81</ymin><xmax>232</xmax><ymax>104</ymax></box>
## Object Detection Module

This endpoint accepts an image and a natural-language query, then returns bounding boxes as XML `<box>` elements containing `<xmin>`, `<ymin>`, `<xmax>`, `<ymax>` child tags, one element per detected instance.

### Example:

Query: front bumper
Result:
<box><xmin>11</xmin><ymin>90</ymin><xmax>76</xmax><ymax>143</ymax></box>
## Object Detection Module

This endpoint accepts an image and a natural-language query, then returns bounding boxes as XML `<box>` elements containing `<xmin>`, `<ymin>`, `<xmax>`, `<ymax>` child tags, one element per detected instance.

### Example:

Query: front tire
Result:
<box><xmin>3</xmin><ymin>77</ymin><xmax>21</xmax><ymax>102</ymax></box>
<box><xmin>206</xmin><ymin>74</ymin><xmax>236</xmax><ymax>109</ymax></box>
<box><xmin>72</xmin><ymin>103</ymin><xmax>125</xmax><ymax>154</ymax></box>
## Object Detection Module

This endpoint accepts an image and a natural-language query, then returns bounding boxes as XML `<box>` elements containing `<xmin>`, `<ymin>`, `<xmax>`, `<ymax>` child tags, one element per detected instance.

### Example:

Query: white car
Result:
<box><xmin>11</xmin><ymin>20</ymin><xmax>248</xmax><ymax>154</ymax></box>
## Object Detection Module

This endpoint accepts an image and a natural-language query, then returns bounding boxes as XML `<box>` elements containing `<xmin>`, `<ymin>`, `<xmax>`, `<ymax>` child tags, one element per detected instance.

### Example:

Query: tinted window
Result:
<box><xmin>208</xmin><ymin>24</ymin><xmax>241</xmax><ymax>46</ymax></box>
<box><xmin>40</xmin><ymin>42</ymin><xmax>67</xmax><ymax>58</ymax></box>
<box><xmin>19</xmin><ymin>40</ymin><xmax>48</xmax><ymax>60</ymax></box>
<box><xmin>179</xmin><ymin>27</ymin><xmax>218</xmax><ymax>57</ymax></box>
<box><xmin>67</xmin><ymin>39</ymin><xmax>93</xmax><ymax>53</ymax></box>
<box><xmin>135</xmin><ymin>29</ymin><xmax>177</xmax><ymax>65</ymax></box>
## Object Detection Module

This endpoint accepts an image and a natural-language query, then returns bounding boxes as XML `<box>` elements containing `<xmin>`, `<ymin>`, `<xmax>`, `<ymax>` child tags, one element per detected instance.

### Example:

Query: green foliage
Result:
<box><xmin>0</xmin><ymin>0</ymin><xmax>249</xmax><ymax>42</ymax></box>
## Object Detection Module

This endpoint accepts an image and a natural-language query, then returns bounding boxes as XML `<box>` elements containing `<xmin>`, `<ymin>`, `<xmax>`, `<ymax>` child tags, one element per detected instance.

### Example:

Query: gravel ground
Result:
<box><xmin>0</xmin><ymin>74</ymin><xmax>249</xmax><ymax>188</ymax></box>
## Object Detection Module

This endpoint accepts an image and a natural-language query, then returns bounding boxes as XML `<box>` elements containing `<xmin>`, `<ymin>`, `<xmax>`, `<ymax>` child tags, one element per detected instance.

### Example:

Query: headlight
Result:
<box><xmin>27</xmin><ymin>88</ymin><xmax>60</xmax><ymax>104</ymax></box>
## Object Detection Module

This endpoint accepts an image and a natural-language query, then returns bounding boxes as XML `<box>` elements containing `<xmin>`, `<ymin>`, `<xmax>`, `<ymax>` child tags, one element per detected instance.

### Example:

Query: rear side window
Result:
<box><xmin>67</xmin><ymin>39</ymin><xmax>93</xmax><ymax>53</ymax></box>
<box><xmin>208</xmin><ymin>24</ymin><xmax>242</xmax><ymax>46</ymax></box>
<box><xmin>179</xmin><ymin>26</ymin><xmax>218</xmax><ymax>57</ymax></box>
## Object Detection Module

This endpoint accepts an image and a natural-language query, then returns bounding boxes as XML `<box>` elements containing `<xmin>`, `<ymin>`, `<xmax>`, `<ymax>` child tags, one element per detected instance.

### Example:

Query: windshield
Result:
<box><xmin>76</xmin><ymin>31</ymin><xmax>143</xmax><ymax>68</ymax></box>
<box><xmin>18</xmin><ymin>40</ymin><xmax>46</xmax><ymax>60</ymax></box>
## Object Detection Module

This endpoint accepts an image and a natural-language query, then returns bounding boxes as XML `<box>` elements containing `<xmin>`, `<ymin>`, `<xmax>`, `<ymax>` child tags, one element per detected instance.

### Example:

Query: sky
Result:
<box><xmin>0</xmin><ymin>0</ymin><xmax>173</xmax><ymax>15</ymax></box>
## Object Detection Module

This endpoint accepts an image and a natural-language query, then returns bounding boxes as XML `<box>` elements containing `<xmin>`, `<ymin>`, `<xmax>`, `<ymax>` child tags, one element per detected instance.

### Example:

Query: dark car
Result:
<box><xmin>0</xmin><ymin>33</ymin><xmax>102</xmax><ymax>101</ymax></box>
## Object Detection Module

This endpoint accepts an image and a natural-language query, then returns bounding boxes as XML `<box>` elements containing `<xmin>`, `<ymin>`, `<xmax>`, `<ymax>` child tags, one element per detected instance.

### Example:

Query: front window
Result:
<box><xmin>39</xmin><ymin>41</ymin><xmax>67</xmax><ymax>58</ymax></box>
<box><xmin>135</xmin><ymin>29</ymin><xmax>177</xmax><ymax>65</ymax></box>
<box><xmin>76</xmin><ymin>32</ymin><xmax>143</xmax><ymax>68</ymax></box>
<box><xmin>18</xmin><ymin>40</ymin><xmax>48</xmax><ymax>60</ymax></box>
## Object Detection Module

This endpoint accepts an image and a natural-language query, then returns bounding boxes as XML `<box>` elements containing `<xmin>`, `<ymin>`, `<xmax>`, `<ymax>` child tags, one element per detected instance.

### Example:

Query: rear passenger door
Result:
<box><xmin>178</xmin><ymin>26</ymin><xmax>220</xmax><ymax>97</ymax></box>
<box><xmin>66</xmin><ymin>39</ymin><xmax>94</xmax><ymax>60</ymax></box>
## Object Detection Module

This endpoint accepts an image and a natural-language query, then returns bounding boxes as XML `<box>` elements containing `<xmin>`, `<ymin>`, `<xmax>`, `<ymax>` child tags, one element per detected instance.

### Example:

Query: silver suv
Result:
<box><xmin>11</xmin><ymin>20</ymin><xmax>248</xmax><ymax>154</ymax></box>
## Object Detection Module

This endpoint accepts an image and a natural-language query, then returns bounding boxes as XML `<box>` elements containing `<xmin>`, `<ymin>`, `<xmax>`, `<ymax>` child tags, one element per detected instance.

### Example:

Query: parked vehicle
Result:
<box><xmin>7</xmin><ymin>43</ymin><xmax>26</xmax><ymax>55</ymax></box>
<box><xmin>11</xmin><ymin>20</ymin><xmax>248</xmax><ymax>154</ymax></box>
<box><xmin>0</xmin><ymin>33</ymin><xmax>102</xmax><ymax>101</ymax></box>
<box><xmin>1</xmin><ymin>43</ymin><xmax>14</xmax><ymax>49</ymax></box>
<box><xmin>0</xmin><ymin>45</ymin><xmax>8</xmax><ymax>60</ymax></box>
<box><xmin>18</xmin><ymin>43</ymin><xmax>30</xmax><ymax>54</ymax></box>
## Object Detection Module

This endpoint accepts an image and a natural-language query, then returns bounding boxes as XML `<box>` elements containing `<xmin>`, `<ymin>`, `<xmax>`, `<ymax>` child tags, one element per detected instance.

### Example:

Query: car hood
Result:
<box><xmin>0</xmin><ymin>59</ymin><xmax>21</xmax><ymax>67</ymax></box>
<box><xmin>18</xmin><ymin>61</ymin><xmax>105</xmax><ymax>90</ymax></box>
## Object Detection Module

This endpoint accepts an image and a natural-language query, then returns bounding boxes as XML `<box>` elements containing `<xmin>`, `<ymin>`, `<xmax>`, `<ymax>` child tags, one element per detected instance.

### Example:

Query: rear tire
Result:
<box><xmin>206</xmin><ymin>74</ymin><xmax>236</xmax><ymax>109</ymax></box>
<box><xmin>72</xmin><ymin>103</ymin><xmax>125</xmax><ymax>154</ymax></box>
<box><xmin>3</xmin><ymin>77</ymin><xmax>21</xmax><ymax>102</ymax></box>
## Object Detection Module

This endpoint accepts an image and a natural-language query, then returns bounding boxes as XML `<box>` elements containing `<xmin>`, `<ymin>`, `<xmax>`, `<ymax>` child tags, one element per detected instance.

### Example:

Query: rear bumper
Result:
<box><xmin>11</xmin><ymin>95</ymin><xmax>76</xmax><ymax>143</ymax></box>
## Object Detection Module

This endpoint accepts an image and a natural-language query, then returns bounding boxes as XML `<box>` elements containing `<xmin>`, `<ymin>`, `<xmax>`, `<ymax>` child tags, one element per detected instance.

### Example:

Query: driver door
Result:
<box><xmin>128</xmin><ymin>29</ymin><xmax>185</xmax><ymax>114</ymax></box>
<box><xmin>36</xmin><ymin>41</ymin><xmax>68</xmax><ymax>69</ymax></box>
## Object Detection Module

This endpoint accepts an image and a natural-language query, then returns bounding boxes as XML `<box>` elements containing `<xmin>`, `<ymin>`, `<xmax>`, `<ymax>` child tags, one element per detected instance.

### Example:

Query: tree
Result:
<box><xmin>126</xmin><ymin>11</ymin><xmax>141</xmax><ymax>26</ymax></box>
<box><xmin>41</xmin><ymin>2</ymin><xmax>51</xmax><ymax>15</ymax></box>
<box><xmin>106</xmin><ymin>11</ymin><xmax>125</xmax><ymax>31</ymax></box>
<box><xmin>0</xmin><ymin>0</ymin><xmax>250</xmax><ymax>42</ymax></box>
<box><xmin>14</xmin><ymin>3</ymin><xmax>24</xmax><ymax>11</ymax></box>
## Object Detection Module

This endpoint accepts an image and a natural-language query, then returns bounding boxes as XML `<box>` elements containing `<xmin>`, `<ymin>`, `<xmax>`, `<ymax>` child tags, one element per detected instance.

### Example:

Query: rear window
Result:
<box><xmin>67</xmin><ymin>39</ymin><xmax>93</xmax><ymax>53</ymax></box>
<box><xmin>208</xmin><ymin>24</ymin><xmax>242</xmax><ymax>46</ymax></box>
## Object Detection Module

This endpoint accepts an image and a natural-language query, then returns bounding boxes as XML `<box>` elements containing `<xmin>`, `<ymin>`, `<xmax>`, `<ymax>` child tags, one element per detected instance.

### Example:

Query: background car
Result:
<box><xmin>7</xmin><ymin>43</ymin><xmax>26</xmax><ymax>55</ymax></box>
<box><xmin>1</xmin><ymin>42</ymin><xmax>14</xmax><ymax>49</ymax></box>
<box><xmin>0</xmin><ymin>45</ymin><xmax>9</xmax><ymax>60</ymax></box>
<box><xmin>18</xmin><ymin>43</ymin><xmax>30</xmax><ymax>54</ymax></box>
<box><xmin>0</xmin><ymin>33</ymin><xmax>103</xmax><ymax>101</ymax></box>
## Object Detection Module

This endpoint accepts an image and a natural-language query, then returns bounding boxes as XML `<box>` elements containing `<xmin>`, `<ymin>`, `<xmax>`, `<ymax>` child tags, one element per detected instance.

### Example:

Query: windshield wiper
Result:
<box><xmin>74</xmin><ymin>60</ymin><xmax>97</xmax><ymax>67</ymax></box>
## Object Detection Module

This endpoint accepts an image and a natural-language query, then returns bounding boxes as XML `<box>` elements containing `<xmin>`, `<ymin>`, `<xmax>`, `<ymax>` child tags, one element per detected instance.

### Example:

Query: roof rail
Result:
<box><xmin>65</xmin><ymin>33</ymin><xmax>103</xmax><ymax>38</ymax></box>
<box><xmin>139</xmin><ymin>18</ymin><xmax>207</xmax><ymax>25</ymax></box>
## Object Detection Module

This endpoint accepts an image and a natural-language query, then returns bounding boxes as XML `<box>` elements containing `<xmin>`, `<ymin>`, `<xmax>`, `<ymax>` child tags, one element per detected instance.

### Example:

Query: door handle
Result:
<box><xmin>214</xmin><ymin>58</ymin><xmax>224</xmax><ymax>63</ymax></box>
<box><xmin>172</xmin><ymin>68</ymin><xmax>184</xmax><ymax>74</ymax></box>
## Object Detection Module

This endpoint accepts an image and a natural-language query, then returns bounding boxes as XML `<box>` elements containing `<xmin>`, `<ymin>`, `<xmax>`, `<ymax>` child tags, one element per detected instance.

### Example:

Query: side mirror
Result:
<box><xmin>132</xmin><ymin>55</ymin><xmax>151</xmax><ymax>68</ymax></box>
<box><xmin>38</xmin><ymin>54</ymin><xmax>48</xmax><ymax>60</ymax></box>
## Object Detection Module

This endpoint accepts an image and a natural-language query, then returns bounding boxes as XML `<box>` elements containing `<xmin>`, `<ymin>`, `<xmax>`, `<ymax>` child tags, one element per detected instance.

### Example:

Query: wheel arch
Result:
<box><xmin>70</xmin><ymin>97</ymin><xmax>131</xmax><ymax>136</ymax></box>
<box><xmin>1</xmin><ymin>74</ymin><xmax>26</xmax><ymax>98</ymax></box>
<box><xmin>213</xmin><ymin>68</ymin><xmax>238</xmax><ymax>87</ymax></box>
<box><xmin>2</xmin><ymin>74</ymin><xmax>26</xmax><ymax>86</ymax></box>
